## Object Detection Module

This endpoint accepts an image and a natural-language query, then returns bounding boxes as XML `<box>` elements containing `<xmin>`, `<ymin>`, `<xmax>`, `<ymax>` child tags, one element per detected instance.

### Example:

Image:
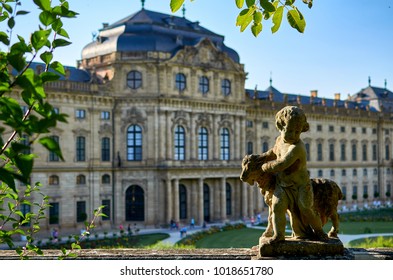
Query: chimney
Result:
<box><xmin>310</xmin><ymin>90</ymin><xmax>318</xmax><ymax>98</ymax></box>
<box><xmin>102</xmin><ymin>22</ymin><xmax>109</xmax><ymax>28</ymax></box>
<box><xmin>334</xmin><ymin>93</ymin><xmax>341</xmax><ymax>100</ymax></box>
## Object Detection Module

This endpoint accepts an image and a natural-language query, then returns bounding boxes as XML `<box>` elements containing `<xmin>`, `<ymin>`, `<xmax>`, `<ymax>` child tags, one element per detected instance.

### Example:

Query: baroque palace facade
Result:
<box><xmin>14</xmin><ymin>8</ymin><xmax>393</xmax><ymax>230</ymax></box>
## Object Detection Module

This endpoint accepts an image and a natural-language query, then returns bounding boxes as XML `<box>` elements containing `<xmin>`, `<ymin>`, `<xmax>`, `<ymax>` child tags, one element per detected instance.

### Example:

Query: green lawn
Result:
<box><xmin>195</xmin><ymin>228</ymin><xmax>262</xmax><ymax>248</ymax></box>
<box><xmin>193</xmin><ymin>221</ymin><xmax>393</xmax><ymax>249</ymax></box>
<box><xmin>323</xmin><ymin>221</ymin><xmax>393</xmax><ymax>234</ymax></box>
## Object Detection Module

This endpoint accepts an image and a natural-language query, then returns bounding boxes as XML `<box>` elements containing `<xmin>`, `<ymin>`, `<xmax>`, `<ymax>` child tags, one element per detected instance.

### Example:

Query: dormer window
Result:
<box><xmin>199</xmin><ymin>76</ymin><xmax>209</xmax><ymax>94</ymax></box>
<box><xmin>175</xmin><ymin>73</ymin><xmax>186</xmax><ymax>92</ymax></box>
<box><xmin>127</xmin><ymin>70</ymin><xmax>142</xmax><ymax>89</ymax></box>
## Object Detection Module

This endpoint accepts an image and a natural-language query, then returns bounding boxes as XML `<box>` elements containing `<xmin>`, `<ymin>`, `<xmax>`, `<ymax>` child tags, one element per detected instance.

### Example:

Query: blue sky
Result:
<box><xmin>10</xmin><ymin>0</ymin><xmax>393</xmax><ymax>99</ymax></box>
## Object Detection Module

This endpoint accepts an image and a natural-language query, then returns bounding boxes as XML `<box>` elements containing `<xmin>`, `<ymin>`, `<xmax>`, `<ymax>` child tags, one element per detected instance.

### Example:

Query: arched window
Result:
<box><xmin>175</xmin><ymin>73</ymin><xmax>186</xmax><ymax>91</ymax></box>
<box><xmin>203</xmin><ymin>184</ymin><xmax>210</xmax><ymax>222</ymax></box>
<box><xmin>221</xmin><ymin>79</ymin><xmax>231</xmax><ymax>96</ymax></box>
<box><xmin>198</xmin><ymin>127</ymin><xmax>208</xmax><ymax>160</ymax></box>
<box><xmin>49</xmin><ymin>175</ymin><xmax>59</xmax><ymax>185</ymax></box>
<box><xmin>199</xmin><ymin>76</ymin><xmax>209</xmax><ymax>94</ymax></box>
<box><xmin>125</xmin><ymin>185</ymin><xmax>144</xmax><ymax>221</ymax></box>
<box><xmin>174</xmin><ymin>125</ymin><xmax>185</xmax><ymax>160</ymax></box>
<box><xmin>102</xmin><ymin>174</ymin><xmax>110</xmax><ymax>184</ymax></box>
<box><xmin>76</xmin><ymin>136</ymin><xmax>86</xmax><ymax>161</ymax></box>
<box><xmin>226</xmin><ymin>183</ymin><xmax>232</xmax><ymax>215</ymax></box>
<box><xmin>127</xmin><ymin>70</ymin><xmax>142</xmax><ymax>89</ymax></box>
<box><xmin>220</xmin><ymin>128</ymin><xmax>230</xmax><ymax>160</ymax></box>
<box><xmin>76</xmin><ymin>174</ymin><xmax>86</xmax><ymax>185</ymax></box>
<box><xmin>101</xmin><ymin>137</ymin><xmax>110</xmax><ymax>161</ymax></box>
<box><xmin>127</xmin><ymin>125</ymin><xmax>142</xmax><ymax>161</ymax></box>
<box><xmin>179</xmin><ymin>184</ymin><xmax>187</xmax><ymax>219</ymax></box>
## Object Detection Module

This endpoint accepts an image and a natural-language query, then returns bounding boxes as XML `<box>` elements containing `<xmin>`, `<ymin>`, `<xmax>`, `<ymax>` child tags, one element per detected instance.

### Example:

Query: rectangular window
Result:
<box><xmin>76</xmin><ymin>136</ymin><xmax>86</xmax><ymax>161</ymax></box>
<box><xmin>246</xmin><ymin>120</ymin><xmax>253</xmax><ymax>128</ymax></box>
<box><xmin>352</xmin><ymin>127</ymin><xmax>356</xmax><ymax>133</ymax></box>
<box><xmin>329</xmin><ymin>143</ymin><xmax>335</xmax><ymax>161</ymax></box>
<box><xmin>76</xmin><ymin>201</ymin><xmax>86</xmax><ymax>223</ymax></box>
<box><xmin>372</xmin><ymin>144</ymin><xmax>377</xmax><ymax>161</ymax></box>
<box><xmin>49</xmin><ymin>202</ymin><xmax>59</xmax><ymax>224</ymax></box>
<box><xmin>49</xmin><ymin>136</ymin><xmax>60</xmax><ymax>161</ymax></box>
<box><xmin>317</xmin><ymin>125</ymin><xmax>322</xmax><ymax>132</ymax></box>
<box><xmin>362</xmin><ymin>128</ymin><xmax>367</xmax><ymax>134</ymax></box>
<box><xmin>372</xmin><ymin>128</ymin><xmax>377</xmax><ymax>134</ymax></box>
<box><xmin>101</xmin><ymin>111</ymin><xmax>110</xmax><ymax>120</ymax></box>
<box><xmin>101</xmin><ymin>200</ymin><xmax>110</xmax><ymax>221</ymax></box>
<box><xmin>317</xmin><ymin>143</ymin><xmax>323</xmax><ymax>161</ymax></box>
<box><xmin>247</xmin><ymin>142</ymin><xmax>253</xmax><ymax>154</ymax></box>
<box><xmin>340</xmin><ymin>144</ymin><xmax>346</xmax><ymax>161</ymax></box>
<box><xmin>340</xmin><ymin>126</ymin><xmax>346</xmax><ymax>133</ymax></box>
<box><xmin>101</xmin><ymin>137</ymin><xmax>110</xmax><ymax>161</ymax></box>
<box><xmin>262</xmin><ymin>122</ymin><xmax>269</xmax><ymax>129</ymax></box>
<box><xmin>75</xmin><ymin>109</ymin><xmax>86</xmax><ymax>119</ymax></box>
<box><xmin>329</xmin><ymin>125</ymin><xmax>334</xmax><ymax>132</ymax></box>
<box><xmin>386</xmin><ymin>145</ymin><xmax>390</xmax><ymax>160</ymax></box>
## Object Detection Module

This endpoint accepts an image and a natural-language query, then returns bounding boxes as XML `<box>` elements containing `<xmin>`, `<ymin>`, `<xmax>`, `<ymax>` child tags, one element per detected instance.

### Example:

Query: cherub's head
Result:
<box><xmin>275</xmin><ymin>106</ymin><xmax>309</xmax><ymax>143</ymax></box>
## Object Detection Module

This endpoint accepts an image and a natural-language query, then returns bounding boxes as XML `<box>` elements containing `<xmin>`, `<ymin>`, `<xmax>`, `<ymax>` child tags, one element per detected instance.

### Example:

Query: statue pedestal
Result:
<box><xmin>258</xmin><ymin>236</ymin><xmax>345</xmax><ymax>259</ymax></box>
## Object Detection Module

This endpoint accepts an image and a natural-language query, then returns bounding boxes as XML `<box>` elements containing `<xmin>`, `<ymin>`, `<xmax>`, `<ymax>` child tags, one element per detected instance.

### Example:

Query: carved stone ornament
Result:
<box><xmin>240</xmin><ymin>106</ymin><xmax>344</xmax><ymax>257</ymax></box>
<box><xmin>121</xmin><ymin>106</ymin><xmax>147</xmax><ymax>131</ymax></box>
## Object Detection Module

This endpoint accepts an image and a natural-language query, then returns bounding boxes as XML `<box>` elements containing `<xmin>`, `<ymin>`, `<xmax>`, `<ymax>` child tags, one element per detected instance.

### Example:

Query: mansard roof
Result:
<box><xmin>81</xmin><ymin>8</ymin><xmax>240</xmax><ymax>63</ymax></box>
<box><xmin>245</xmin><ymin>86</ymin><xmax>375</xmax><ymax>111</ymax></box>
<box><xmin>13</xmin><ymin>62</ymin><xmax>91</xmax><ymax>82</ymax></box>
<box><xmin>350</xmin><ymin>86</ymin><xmax>393</xmax><ymax>101</ymax></box>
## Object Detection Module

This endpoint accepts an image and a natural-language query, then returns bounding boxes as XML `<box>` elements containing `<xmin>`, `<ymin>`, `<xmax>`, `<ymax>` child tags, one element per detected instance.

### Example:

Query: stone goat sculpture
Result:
<box><xmin>240</xmin><ymin>154</ymin><xmax>343</xmax><ymax>238</ymax></box>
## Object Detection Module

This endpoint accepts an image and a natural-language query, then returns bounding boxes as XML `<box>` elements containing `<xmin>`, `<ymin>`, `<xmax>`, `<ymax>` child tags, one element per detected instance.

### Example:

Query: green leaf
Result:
<box><xmin>0</xmin><ymin>168</ymin><xmax>16</xmax><ymax>192</ymax></box>
<box><xmin>40</xmin><ymin>51</ymin><xmax>53</xmax><ymax>65</ymax></box>
<box><xmin>271</xmin><ymin>5</ymin><xmax>284</xmax><ymax>33</ymax></box>
<box><xmin>38</xmin><ymin>136</ymin><xmax>64</xmax><ymax>161</ymax></box>
<box><xmin>33</xmin><ymin>0</ymin><xmax>52</xmax><ymax>11</ymax></box>
<box><xmin>285</xmin><ymin>0</ymin><xmax>295</xmax><ymax>5</ymax></box>
<box><xmin>39</xmin><ymin>10</ymin><xmax>56</xmax><ymax>26</ymax></box>
<box><xmin>0</xmin><ymin>31</ymin><xmax>10</xmax><ymax>45</ymax></box>
<box><xmin>246</xmin><ymin>0</ymin><xmax>255</xmax><ymax>8</ymax></box>
<box><xmin>52</xmin><ymin>38</ymin><xmax>72</xmax><ymax>48</ymax></box>
<box><xmin>253</xmin><ymin>11</ymin><xmax>262</xmax><ymax>23</ymax></box>
<box><xmin>7</xmin><ymin>17</ymin><xmax>15</xmax><ymax>29</ymax></box>
<box><xmin>236</xmin><ymin>0</ymin><xmax>245</xmax><ymax>9</ymax></box>
<box><xmin>50</xmin><ymin>61</ymin><xmax>65</xmax><ymax>75</ymax></box>
<box><xmin>260</xmin><ymin>0</ymin><xmax>276</xmax><ymax>12</ymax></box>
<box><xmin>251</xmin><ymin>22</ymin><xmax>262</xmax><ymax>37</ymax></box>
<box><xmin>170</xmin><ymin>0</ymin><xmax>185</xmax><ymax>12</ymax></box>
<box><xmin>14</xmin><ymin>154</ymin><xmax>35</xmax><ymax>179</ymax></box>
<box><xmin>287</xmin><ymin>9</ymin><xmax>306</xmax><ymax>33</ymax></box>
<box><xmin>40</xmin><ymin>72</ymin><xmax>60</xmax><ymax>83</ymax></box>
<box><xmin>31</xmin><ymin>29</ymin><xmax>51</xmax><ymax>51</ymax></box>
<box><xmin>16</xmin><ymin>10</ymin><xmax>30</xmax><ymax>16</ymax></box>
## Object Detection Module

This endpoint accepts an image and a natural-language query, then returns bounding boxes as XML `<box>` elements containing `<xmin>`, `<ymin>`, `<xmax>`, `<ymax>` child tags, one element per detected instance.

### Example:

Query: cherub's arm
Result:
<box><xmin>261</xmin><ymin>148</ymin><xmax>277</xmax><ymax>161</ymax></box>
<box><xmin>262</xmin><ymin>145</ymin><xmax>300</xmax><ymax>173</ymax></box>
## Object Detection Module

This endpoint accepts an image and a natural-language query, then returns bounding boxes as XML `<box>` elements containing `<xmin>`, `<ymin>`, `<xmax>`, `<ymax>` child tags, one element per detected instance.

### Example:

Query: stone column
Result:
<box><xmin>242</xmin><ymin>182</ymin><xmax>248</xmax><ymax>219</ymax></box>
<box><xmin>172</xmin><ymin>178</ymin><xmax>179</xmax><ymax>222</ymax></box>
<box><xmin>221</xmin><ymin>177</ymin><xmax>227</xmax><ymax>221</ymax></box>
<box><xmin>198</xmin><ymin>178</ymin><xmax>204</xmax><ymax>225</ymax></box>
<box><xmin>166</xmin><ymin>111</ymin><xmax>172</xmax><ymax>159</ymax></box>
<box><xmin>166</xmin><ymin>179</ymin><xmax>173</xmax><ymax>223</ymax></box>
<box><xmin>248</xmin><ymin>184</ymin><xmax>254</xmax><ymax>218</ymax></box>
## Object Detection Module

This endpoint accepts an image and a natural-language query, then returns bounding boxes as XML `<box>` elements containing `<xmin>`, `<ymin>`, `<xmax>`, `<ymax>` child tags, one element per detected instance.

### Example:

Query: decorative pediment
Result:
<box><xmin>72</xmin><ymin>128</ymin><xmax>90</xmax><ymax>136</ymax></box>
<box><xmin>172</xmin><ymin>110</ymin><xmax>189</xmax><ymax>131</ymax></box>
<box><xmin>99</xmin><ymin>123</ymin><xmax>112</xmax><ymax>135</ymax></box>
<box><xmin>121</xmin><ymin>106</ymin><xmax>147</xmax><ymax>131</ymax></box>
<box><xmin>171</xmin><ymin>38</ymin><xmax>240</xmax><ymax>71</ymax></box>
<box><xmin>195</xmin><ymin>113</ymin><xmax>212</xmax><ymax>132</ymax></box>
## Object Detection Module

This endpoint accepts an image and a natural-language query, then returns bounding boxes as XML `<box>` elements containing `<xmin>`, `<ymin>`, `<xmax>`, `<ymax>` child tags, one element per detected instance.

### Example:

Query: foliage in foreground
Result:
<box><xmin>0</xmin><ymin>0</ymin><xmax>76</xmax><ymax>259</ymax></box>
<box><xmin>349</xmin><ymin>236</ymin><xmax>393</xmax><ymax>248</ymax></box>
<box><xmin>170</xmin><ymin>0</ymin><xmax>313</xmax><ymax>36</ymax></box>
